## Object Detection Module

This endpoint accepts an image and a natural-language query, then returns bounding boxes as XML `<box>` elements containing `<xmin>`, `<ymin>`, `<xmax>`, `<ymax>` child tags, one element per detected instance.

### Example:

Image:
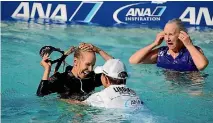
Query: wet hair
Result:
<box><xmin>74</xmin><ymin>48</ymin><xmax>82</xmax><ymax>59</ymax></box>
<box><xmin>104</xmin><ymin>72</ymin><xmax>128</xmax><ymax>85</ymax></box>
<box><xmin>74</xmin><ymin>48</ymin><xmax>95</xmax><ymax>59</ymax></box>
<box><xmin>167</xmin><ymin>18</ymin><xmax>187</xmax><ymax>33</ymax></box>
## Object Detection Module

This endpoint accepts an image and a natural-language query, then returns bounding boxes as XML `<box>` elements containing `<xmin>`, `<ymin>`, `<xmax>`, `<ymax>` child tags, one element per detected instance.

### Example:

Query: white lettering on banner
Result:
<box><xmin>125</xmin><ymin>17</ymin><xmax>160</xmax><ymax>21</ymax></box>
<box><xmin>30</xmin><ymin>3</ymin><xmax>51</xmax><ymax>19</ymax></box>
<box><xmin>50</xmin><ymin>4</ymin><xmax>67</xmax><ymax>21</ymax></box>
<box><xmin>126</xmin><ymin>8</ymin><xmax>151</xmax><ymax>16</ymax></box>
<box><xmin>11</xmin><ymin>2</ymin><xmax>103</xmax><ymax>22</ymax></box>
<box><xmin>12</xmin><ymin>2</ymin><xmax>30</xmax><ymax>18</ymax></box>
<box><xmin>113</xmin><ymin>2</ymin><xmax>166</xmax><ymax>24</ymax></box>
<box><xmin>12</xmin><ymin>2</ymin><xmax>67</xmax><ymax>21</ymax></box>
<box><xmin>180</xmin><ymin>7</ymin><xmax>213</xmax><ymax>26</ymax></box>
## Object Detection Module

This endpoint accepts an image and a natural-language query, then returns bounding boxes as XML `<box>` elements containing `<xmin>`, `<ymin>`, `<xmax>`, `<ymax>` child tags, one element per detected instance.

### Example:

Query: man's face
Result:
<box><xmin>164</xmin><ymin>23</ymin><xmax>181</xmax><ymax>50</ymax></box>
<box><xmin>74</xmin><ymin>51</ymin><xmax>96</xmax><ymax>79</ymax></box>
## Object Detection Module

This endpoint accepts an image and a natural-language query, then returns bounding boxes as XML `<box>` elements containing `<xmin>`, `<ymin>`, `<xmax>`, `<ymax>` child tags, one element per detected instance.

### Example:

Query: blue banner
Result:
<box><xmin>1</xmin><ymin>1</ymin><xmax>213</xmax><ymax>28</ymax></box>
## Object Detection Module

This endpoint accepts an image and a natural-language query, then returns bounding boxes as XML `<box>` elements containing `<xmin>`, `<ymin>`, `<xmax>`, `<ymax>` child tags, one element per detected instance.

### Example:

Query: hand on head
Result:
<box><xmin>178</xmin><ymin>31</ymin><xmax>193</xmax><ymax>47</ymax></box>
<box><xmin>78</xmin><ymin>42</ymin><xmax>100</xmax><ymax>53</ymax></box>
<box><xmin>154</xmin><ymin>31</ymin><xmax>165</xmax><ymax>46</ymax></box>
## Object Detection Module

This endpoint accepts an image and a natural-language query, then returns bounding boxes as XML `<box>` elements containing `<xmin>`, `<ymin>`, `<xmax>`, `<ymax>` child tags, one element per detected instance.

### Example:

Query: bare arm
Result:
<box><xmin>129</xmin><ymin>31</ymin><xmax>165</xmax><ymax>64</ymax></box>
<box><xmin>129</xmin><ymin>43</ymin><xmax>159</xmax><ymax>64</ymax></box>
<box><xmin>179</xmin><ymin>31</ymin><xmax>209</xmax><ymax>70</ymax></box>
<box><xmin>186</xmin><ymin>45</ymin><xmax>208</xmax><ymax>70</ymax></box>
<box><xmin>42</xmin><ymin>69</ymin><xmax>51</xmax><ymax>80</ymax></box>
<box><xmin>96</xmin><ymin>47</ymin><xmax>113</xmax><ymax>61</ymax></box>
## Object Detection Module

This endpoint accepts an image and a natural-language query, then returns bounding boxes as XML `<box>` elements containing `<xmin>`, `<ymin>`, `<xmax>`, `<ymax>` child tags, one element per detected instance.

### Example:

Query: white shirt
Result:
<box><xmin>84</xmin><ymin>85</ymin><xmax>143</xmax><ymax>109</ymax></box>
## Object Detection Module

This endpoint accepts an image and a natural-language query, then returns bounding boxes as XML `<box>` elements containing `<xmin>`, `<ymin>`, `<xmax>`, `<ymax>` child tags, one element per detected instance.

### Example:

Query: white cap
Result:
<box><xmin>94</xmin><ymin>59</ymin><xmax>128</xmax><ymax>79</ymax></box>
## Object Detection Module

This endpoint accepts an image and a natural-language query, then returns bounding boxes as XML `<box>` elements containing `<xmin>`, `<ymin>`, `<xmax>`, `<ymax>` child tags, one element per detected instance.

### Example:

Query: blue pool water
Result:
<box><xmin>1</xmin><ymin>21</ymin><xmax>213</xmax><ymax>123</ymax></box>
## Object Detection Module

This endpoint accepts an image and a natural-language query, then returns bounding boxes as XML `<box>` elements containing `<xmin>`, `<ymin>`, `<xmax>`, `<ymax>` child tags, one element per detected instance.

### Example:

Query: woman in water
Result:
<box><xmin>129</xmin><ymin>18</ymin><xmax>208</xmax><ymax>71</ymax></box>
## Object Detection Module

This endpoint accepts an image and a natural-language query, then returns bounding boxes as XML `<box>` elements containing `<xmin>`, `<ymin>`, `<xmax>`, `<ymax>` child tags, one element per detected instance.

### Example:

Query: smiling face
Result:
<box><xmin>164</xmin><ymin>23</ymin><xmax>183</xmax><ymax>51</ymax></box>
<box><xmin>74</xmin><ymin>51</ymin><xmax>96</xmax><ymax>79</ymax></box>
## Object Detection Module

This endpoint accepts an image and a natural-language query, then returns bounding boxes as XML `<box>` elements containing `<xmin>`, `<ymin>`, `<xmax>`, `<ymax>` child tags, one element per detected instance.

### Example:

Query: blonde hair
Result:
<box><xmin>73</xmin><ymin>48</ymin><xmax>95</xmax><ymax>60</ymax></box>
<box><xmin>74</xmin><ymin>48</ymin><xmax>82</xmax><ymax>59</ymax></box>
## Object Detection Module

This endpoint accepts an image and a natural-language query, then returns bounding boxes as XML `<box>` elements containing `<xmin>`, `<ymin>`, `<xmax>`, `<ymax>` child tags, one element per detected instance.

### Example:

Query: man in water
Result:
<box><xmin>84</xmin><ymin>59</ymin><xmax>143</xmax><ymax>109</ymax></box>
<box><xmin>36</xmin><ymin>43</ymin><xmax>113</xmax><ymax>101</ymax></box>
<box><xmin>129</xmin><ymin>18</ymin><xmax>208</xmax><ymax>71</ymax></box>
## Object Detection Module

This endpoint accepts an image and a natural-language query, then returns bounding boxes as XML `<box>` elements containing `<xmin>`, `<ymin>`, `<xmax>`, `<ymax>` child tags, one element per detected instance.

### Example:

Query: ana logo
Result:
<box><xmin>180</xmin><ymin>7</ymin><xmax>213</xmax><ymax>26</ymax></box>
<box><xmin>11</xmin><ymin>2</ymin><xmax>103</xmax><ymax>23</ymax></box>
<box><xmin>113</xmin><ymin>2</ymin><xmax>166</xmax><ymax>24</ymax></box>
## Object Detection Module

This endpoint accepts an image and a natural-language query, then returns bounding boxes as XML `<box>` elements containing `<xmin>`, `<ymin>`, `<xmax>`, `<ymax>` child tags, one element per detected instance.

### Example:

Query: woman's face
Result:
<box><xmin>74</xmin><ymin>51</ymin><xmax>96</xmax><ymax>79</ymax></box>
<box><xmin>164</xmin><ymin>23</ymin><xmax>182</xmax><ymax>51</ymax></box>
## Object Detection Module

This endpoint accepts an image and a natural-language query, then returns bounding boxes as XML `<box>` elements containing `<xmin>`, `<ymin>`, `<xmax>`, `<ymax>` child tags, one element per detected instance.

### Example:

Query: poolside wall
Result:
<box><xmin>1</xmin><ymin>1</ymin><xmax>213</xmax><ymax>29</ymax></box>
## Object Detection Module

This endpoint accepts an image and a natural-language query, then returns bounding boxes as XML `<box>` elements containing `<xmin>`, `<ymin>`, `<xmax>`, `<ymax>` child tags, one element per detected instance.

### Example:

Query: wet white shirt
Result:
<box><xmin>84</xmin><ymin>85</ymin><xmax>143</xmax><ymax>109</ymax></box>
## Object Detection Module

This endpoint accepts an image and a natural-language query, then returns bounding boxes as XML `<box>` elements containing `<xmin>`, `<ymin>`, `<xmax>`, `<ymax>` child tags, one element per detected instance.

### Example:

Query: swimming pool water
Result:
<box><xmin>1</xmin><ymin>21</ymin><xmax>213</xmax><ymax>123</ymax></box>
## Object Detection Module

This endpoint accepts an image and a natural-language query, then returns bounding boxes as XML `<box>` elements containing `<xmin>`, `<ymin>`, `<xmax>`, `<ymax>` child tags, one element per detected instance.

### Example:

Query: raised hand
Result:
<box><xmin>178</xmin><ymin>31</ymin><xmax>193</xmax><ymax>47</ymax></box>
<box><xmin>40</xmin><ymin>53</ymin><xmax>51</xmax><ymax>70</ymax></box>
<box><xmin>153</xmin><ymin>31</ymin><xmax>165</xmax><ymax>46</ymax></box>
<box><xmin>78</xmin><ymin>42</ymin><xmax>101</xmax><ymax>53</ymax></box>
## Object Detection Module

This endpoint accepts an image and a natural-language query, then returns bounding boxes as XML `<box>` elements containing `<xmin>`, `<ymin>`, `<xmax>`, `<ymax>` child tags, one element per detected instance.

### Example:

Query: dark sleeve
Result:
<box><xmin>36</xmin><ymin>72</ymin><xmax>63</xmax><ymax>97</ymax></box>
<box><xmin>94</xmin><ymin>73</ymin><xmax>102</xmax><ymax>87</ymax></box>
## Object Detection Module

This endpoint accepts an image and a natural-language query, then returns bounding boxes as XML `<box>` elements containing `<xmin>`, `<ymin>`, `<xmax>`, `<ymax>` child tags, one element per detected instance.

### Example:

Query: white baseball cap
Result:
<box><xmin>94</xmin><ymin>59</ymin><xmax>128</xmax><ymax>79</ymax></box>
